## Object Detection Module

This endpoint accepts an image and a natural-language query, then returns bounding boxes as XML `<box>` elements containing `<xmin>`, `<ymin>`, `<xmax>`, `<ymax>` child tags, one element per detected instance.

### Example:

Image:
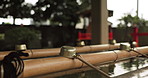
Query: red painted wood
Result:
<box><xmin>78</xmin><ymin>32</ymin><xmax>92</xmax><ymax>40</ymax></box>
<box><xmin>131</xmin><ymin>27</ymin><xmax>148</xmax><ymax>46</ymax></box>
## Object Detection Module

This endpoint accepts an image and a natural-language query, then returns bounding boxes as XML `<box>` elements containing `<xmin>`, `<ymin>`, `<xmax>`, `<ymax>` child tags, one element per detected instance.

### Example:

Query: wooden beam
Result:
<box><xmin>91</xmin><ymin>0</ymin><xmax>108</xmax><ymax>44</ymax></box>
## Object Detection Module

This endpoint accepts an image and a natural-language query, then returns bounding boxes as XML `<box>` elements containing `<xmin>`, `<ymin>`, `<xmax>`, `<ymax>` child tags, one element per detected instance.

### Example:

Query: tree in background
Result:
<box><xmin>0</xmin><ymin>0</ymin><xmax>90</xmax><ymax>27</ymax></box>
<box><xmin>0</xmin><ymin>0</ymin><xmax>33</xmax><ymax>25</ymax></box>
<box><xmin>32</xmin><ymin>0</ymin><xmax>91</xmax><ymax>27</ymax></box>
<box><xmin>117</xmin><ymin>14</ymin><xmax>148</xmax><ymax>27</ymax></box>
<box><xmin>116</xmin><ymin>13</ymin><xmax>148</xmax><ymax>43</ymax></box>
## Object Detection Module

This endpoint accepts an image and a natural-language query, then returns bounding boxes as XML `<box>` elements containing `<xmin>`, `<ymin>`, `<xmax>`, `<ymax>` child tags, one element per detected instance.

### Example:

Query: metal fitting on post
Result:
<box><xmin>109</xmin><ymin>39</ymin><xmax>116</xmax><ymax>45</ymax></box>
<box><xmin>15</xmin><ymin>44</ymin><xmax>27</xmax><ymax>51</ymax></box>
<box><xmin>120</xmin><ymin>44</ymin><xmax>131</xmax><ymax>50</ymax></box>
<box><xmin>60</xmin><ymin>46</ymin><xmax>76</xmax><ymax>58</ymax></box>
<box><xmin>77</xmin><ymin>41</ymin><xmax>85</xmax><ymax>47</ymax></box>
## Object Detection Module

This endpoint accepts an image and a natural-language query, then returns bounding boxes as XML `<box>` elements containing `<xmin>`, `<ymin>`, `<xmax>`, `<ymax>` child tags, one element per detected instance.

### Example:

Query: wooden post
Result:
<box><xmin>133</xmin><ymin>27</ymin><xmax>139</xmax><ymax>46</ymax></box>
<box><xmin>91</xmin><ymin>0</ymin><xmax>108</xmax><ymax>44</ymax></box>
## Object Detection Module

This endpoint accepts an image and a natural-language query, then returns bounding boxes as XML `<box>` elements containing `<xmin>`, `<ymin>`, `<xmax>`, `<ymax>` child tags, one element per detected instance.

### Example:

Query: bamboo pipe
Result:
<box><xmin>0</xmin><ymin>42</ymin><xmax>135</xmax><ymax>60</ymax></box>
<box><xmin>23</xmin><ymin>46</ymin><xmax>147</xmax><ymax>77</ymax></box>
<box><xmin>30</xmin><ymin>59</ymin><xmax>130</xmax><ymax>78</ymax></box>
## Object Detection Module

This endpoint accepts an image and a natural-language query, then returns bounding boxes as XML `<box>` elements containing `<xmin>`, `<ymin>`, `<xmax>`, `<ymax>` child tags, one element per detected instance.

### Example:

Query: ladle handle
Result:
<box><xmin>75</xmin><ymin>56</ymin><xmax>111</xmax><ymax>78</ymax></box>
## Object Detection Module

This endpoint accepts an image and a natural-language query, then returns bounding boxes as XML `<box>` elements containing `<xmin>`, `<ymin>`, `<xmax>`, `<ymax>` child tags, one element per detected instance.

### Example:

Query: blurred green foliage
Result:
<box><xmin>0</xmin><ymin>0</ymin><xmax>91</xmax><ymax>26</ymax></box>
<box><xmin>0</xmin><ymin>0</ymin><xmax>32</xmax><ymax>24</ymax></box>
<box><xmin>33</xmin><ymin>0</ymin><xmax>90</xmax><ymax>27</ymax></box>
<box><xmin>117</xmin><ymin>14</ymin><xmax>148</xmax><ymax>27</ymax></box>
<box><xmin>5</xmin><ymin>27</ymin><xmax>40</xmax><ymax>50</ymax></box>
